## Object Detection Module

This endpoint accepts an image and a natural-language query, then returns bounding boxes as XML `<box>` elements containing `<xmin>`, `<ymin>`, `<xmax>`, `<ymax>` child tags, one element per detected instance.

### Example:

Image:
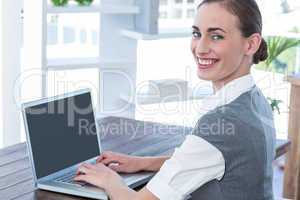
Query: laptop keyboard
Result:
<box><xmin>54</xmin><ymin>171</ymin><xmax>86</xmax><ymax>186</ymax></box>
<box><xmin>54</xmin><ymin>170</ymin><xmax>153</xmax><ymax>188</ymax></box>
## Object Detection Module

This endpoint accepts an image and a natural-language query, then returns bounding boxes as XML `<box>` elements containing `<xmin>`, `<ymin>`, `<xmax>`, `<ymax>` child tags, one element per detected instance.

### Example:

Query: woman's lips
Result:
<box><xmin>197</xmin><ymin>58</ymin><xmax>219</xmax><ymax>69</ymax></box>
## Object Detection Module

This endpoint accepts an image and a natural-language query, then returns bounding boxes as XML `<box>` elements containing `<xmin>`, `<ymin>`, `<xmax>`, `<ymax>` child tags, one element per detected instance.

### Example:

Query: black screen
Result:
<box><xmin>25</xmin><ymin>92</ymin><xmax>100</xmax><ymax>179</ymax></box>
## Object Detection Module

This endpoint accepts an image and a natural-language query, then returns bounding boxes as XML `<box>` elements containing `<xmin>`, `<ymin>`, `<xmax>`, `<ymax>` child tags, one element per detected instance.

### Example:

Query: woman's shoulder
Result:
<box><xmin>213</xmin><ymin>86</ymin><xmax>271</xmax><ymax>122</ymax></box>
<box><xmin>193</xmin><ymin>89</ymin><xmax>269</xmax><ymax>138</ymax></box>
<box><xmin>192</xmin><ymin>110</ymin><xmax>238</xmax><ymax>138</ymax></box>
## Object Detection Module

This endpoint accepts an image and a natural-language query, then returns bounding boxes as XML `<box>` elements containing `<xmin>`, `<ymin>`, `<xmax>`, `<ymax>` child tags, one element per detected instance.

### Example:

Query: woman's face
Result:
<box><xmin>191</xmin><ymin>3</ymin><xmax>251</xmax><ymax>88</ymax></box>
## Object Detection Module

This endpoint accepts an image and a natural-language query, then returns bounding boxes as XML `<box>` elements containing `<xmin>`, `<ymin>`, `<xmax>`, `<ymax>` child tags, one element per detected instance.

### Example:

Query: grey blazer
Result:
<box><xmin>189</xmin><ymin>86</ymin><xmax>275</xmax><ymax>200</ymax></box>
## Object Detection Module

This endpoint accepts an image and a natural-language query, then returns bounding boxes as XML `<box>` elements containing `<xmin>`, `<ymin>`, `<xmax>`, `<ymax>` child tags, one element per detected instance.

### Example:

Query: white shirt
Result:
<box><xmin>146</xmin><ymin>74</ymin><xmax>256</xmax><ymax>200</ymax></box>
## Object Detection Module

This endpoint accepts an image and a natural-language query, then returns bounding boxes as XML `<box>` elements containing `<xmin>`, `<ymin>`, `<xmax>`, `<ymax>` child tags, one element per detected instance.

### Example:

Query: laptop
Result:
<box><xmin>22</xmin><ymin>89</ymin><xmax>153</xmax><ymax>200</ymax></box>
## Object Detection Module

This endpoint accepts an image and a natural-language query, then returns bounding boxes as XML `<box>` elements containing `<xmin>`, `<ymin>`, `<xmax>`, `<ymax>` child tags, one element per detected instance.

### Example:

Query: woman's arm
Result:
<box><xmin>139</xmin><ymin>156</ymin><xmax>170</xmax><ymax>171</ymax></box>
<box><xmin>75</xmin><ymin>134</ymin><xmax>225</xmax><ymax>200</ymax></box>
<box><xmin>97</xmin><ymin>151</ymin><xmax>170</xmax><ymax>173</ymax></box>
<box><xmin>106</xmin><ymin>185</ymin><xmax>158</xmax><ymax>200</ymax></box>
<box><xmin>104</xmin><ymin>156</ymin><xmax>171</xmax><ymax>199</ymax></box>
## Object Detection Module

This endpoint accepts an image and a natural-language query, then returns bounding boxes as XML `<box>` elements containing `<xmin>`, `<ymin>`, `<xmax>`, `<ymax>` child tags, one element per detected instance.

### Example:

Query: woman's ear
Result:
<box><xmin>244</xmin><ymin>33</ymin><xmax>262</xmax><ymax>56</ymax></box>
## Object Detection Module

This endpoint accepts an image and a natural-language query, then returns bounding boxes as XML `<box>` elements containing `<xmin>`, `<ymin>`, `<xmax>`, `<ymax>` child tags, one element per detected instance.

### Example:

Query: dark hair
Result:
<box><xmin>198</xmin><ymin>0</ymin><xmax>268</xmax><ymax>64</ymax></box>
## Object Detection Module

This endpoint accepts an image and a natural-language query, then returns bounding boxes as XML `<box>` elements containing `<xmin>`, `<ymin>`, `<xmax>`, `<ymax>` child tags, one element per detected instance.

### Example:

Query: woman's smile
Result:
<box><xmin>196</xmin><ymin>57</ymin><xmax>220</xmax><ymax>70</ymax></box>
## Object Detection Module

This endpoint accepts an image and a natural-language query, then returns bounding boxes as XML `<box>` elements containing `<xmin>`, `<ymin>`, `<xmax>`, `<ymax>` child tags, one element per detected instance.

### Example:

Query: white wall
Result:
<box><xmin>0</xmin><ymin>0</ymin><xmax>22</xmax><ymax>147</ymax></box>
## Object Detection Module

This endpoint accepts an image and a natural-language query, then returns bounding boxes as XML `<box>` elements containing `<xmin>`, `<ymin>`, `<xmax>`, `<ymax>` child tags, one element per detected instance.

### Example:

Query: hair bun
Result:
<box><xmin>253</xmin><ymin>38</ymin><xmax>268</xmax><ymax>64</ymax></box>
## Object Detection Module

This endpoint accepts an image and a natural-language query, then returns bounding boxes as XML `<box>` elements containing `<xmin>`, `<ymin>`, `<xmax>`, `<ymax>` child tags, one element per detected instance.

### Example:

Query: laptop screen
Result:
<box><xmin>24</xmin><ymin>91</ymin><xmax>100</xmax><ymax>179</ymax></box>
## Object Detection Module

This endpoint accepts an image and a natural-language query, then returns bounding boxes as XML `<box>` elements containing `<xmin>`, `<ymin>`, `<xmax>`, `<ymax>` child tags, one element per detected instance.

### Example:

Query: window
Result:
<box><xmin>160</xmin><ymin>0</ymin><xmax>168</xmax><ymax>5</ymax></box>
<box><xmin>173</xmin><ymin>9</ymin><xmax>183</xmax><ymax>19</ymax></box>
<box><xmin>45</xmin><ymin>12</ymin><xmax>100</xmax><ymax>108</ymax></box>
<box><xmin>175</xmin><ymin>0</ymin><xmax>183</xmax><ymax>4</ymax></box>
<box><xmin>158</xmin><ymin>0</ymin><xmax>197</xmax><ymax>21</ymax></box>
<box><xmin>21</xmin><ymin>1</ymin><xmax>101</xmax><ymax>143</ymax></box>
<box><xmin>159</xmin><ymin>11</ymin><xmax>168</xmax><ymax>19</ymax></box>
<box><xmin>44</xmin><ymin>11</ymin><xmax>100</xmax><ymax>111</ymax></box>
<box><xmin>47</xmin><ymin>13</ymin><xmax>99</xmax><ymax>59</ymax></box>
<box><xmin>186</xmin><ymin>9</ymin><xmax>195</xmax><ymax>18</ymax></box>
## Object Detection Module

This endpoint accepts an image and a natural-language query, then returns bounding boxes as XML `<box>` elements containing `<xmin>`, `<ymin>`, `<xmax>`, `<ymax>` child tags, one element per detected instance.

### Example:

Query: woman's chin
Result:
<box><xmin>197</xmin><ymin>70</ymin><xmax>215</xmax><ymax>81</ymax></box>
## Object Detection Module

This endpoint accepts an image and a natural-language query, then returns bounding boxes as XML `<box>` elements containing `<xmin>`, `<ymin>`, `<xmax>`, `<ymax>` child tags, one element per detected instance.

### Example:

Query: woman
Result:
<box><xmin>75</xmin><ymin>0</ymin><xmax>275</xmax><ymax>199</ymax></box>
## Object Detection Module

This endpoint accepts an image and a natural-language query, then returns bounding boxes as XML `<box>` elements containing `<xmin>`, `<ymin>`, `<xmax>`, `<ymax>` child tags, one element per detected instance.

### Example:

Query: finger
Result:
<box><xmin>76</xmin><ymin>169</ymin><xmax>82</xmax><ymax>175</ymax></box>
<box><xmin>74</xmin><ymin>174</ymin><xmax>86</xmax><ymax>182</ymax></box>
<box><xmin>98</xmin><ymin>153</ymin><xmax>120</xmax><ymax>164</ymax></box>
<box><xmin>96</xmin><ymin>155</ymin><xmax>105</xmax><ymax>163</ymax></box>
<box><xmin>83</xmin><ymin>163</ymin><xmax>97</xmax><ymax>169</ymax></box>
<box><xmin>76</xmin><ymin>165</ymin><xmax>86</xmax><ymax>175</ymax></box>
<box><xmin>108</xmin><ymin>163</ymin><xmax>123</xmax><ymax>172</ymax></box>
<box><xmin>100</xmin><ymin>157</ymin><xmax>120</xmax><ymax>165</ymax></box>
<box><xmin>74</xmin><ymin>174</ymin><xmax>93</xmax><ymax>184</ymax></box>
<box><xmin>95</xmin><ymin>163</ymin><xmax>110</xmax><ymax>171</ymax></box>
<box><xmin>83</xmin><ymin>164</ymin><xmax>101</xmax><ymax>173</ymax></box>
<box><xmin>74</xmin><ymin>174</ymin><xmax>101</xmax><ymax>188</ymax></box>
<box><xmin>76</xmin><ymin>164</ymin><xmax>88</xmax><ymax>175</ymax></box>
<box><xmin>96</xmin><ymin>151</ymin><xmax>113</xmax><ymax>163</ymax></box>
<box><xmin>96</xmin><ymin>151</ymin><xmax>117</xmax><ymax>162</ymax></box>
<box><xmin>78</xmin><ymin>165</ymin><xmax>92</xmax><ymax>175</ymax></box>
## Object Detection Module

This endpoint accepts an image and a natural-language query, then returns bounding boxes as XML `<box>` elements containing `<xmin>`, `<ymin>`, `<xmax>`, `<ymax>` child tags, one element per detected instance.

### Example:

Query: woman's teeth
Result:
<box><xmin>198</xmin><ymin>58</ymin><xmax>217</xmax><ymax>65</ymax></box>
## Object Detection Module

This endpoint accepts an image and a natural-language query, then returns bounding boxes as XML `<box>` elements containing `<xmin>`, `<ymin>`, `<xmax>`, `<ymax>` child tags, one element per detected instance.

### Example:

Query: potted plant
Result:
<box><xmin>264</xmin><ymin>36</ymin><xmax>300</xmax><ymax>70</ymax></box>
<box><xmin>267</xmin><ymin>97</ymin><xmax>282</xmax><ymax>114</ymax></box>
<box><xmin>51</xmin><ymin>0</ymin><xmax>94</xmax><ymax>6</ymax></box>
<box><xmin>51</xmin><ymin>0</ymin><xmax>68</xmax><ymax>6</ymax></box>
<box><xmin>74</xmin><ymin>0</ymin><xmax>94</xmax><ymax>6</ymax></box>
<box><xmin>258</xmin><ymin>36</ymin><xmax>300</xmax><ymax>115</ymax></box>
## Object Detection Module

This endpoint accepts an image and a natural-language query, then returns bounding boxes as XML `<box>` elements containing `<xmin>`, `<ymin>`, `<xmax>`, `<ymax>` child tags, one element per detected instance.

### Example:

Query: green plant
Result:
<box><xmin>267</xmin><ymin>97</ymin><xmax>282</xmax><ymax>114</ymax></box>
<box><xmin>264</xmin><ymin>36</ymin><xmax>300</xmax><ymax>68</ymax></box>
<box><xmin>74</xmin><ymin>0</ymin><xmax>94</xmax><ymax>6</ymax></box>
<box><xmin>51</xmin><ymin>0</ymin><xmax>94</xmax><ymax>6</ymax></box>
<box><xmin>51</xmin><ymin>0</ymin><xmax>68</xmax><ymax>6</ymax></box>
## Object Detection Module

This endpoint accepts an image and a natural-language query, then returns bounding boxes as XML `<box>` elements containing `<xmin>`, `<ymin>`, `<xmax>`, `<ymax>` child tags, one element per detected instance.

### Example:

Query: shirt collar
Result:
<box><xmin>201</xmin><ymin>74</ymin><xmax>255</xmax><ymax>113</ymax></box>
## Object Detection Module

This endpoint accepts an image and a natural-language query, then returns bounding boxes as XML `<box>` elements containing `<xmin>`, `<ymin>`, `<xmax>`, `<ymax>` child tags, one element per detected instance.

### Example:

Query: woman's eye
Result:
<box><xmin>192</xmin><ymin>31</ymin><xmax>201</xmax><ymax>39</ymax></box>
<box><xmin>211</xmin><ymin>35</ymin><xmax>224</xmax><ymax>40</ymax></box>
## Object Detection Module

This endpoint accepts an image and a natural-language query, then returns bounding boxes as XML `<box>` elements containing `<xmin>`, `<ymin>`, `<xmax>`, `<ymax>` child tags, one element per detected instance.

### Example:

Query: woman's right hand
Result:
<box><xmin>96</xmin><ymin>151</ymin><xmax>144</xmax><ymax>173</ymax></box>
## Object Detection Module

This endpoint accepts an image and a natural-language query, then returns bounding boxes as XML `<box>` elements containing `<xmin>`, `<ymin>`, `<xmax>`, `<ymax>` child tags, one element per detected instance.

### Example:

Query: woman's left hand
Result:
<box><xmin>74</xmin><ymin>163</ymin><xmax>124</xmax><ymax>192</ymax></box>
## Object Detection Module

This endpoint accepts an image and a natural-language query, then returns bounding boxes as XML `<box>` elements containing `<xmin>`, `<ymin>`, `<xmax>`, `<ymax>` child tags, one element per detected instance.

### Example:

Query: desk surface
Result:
<box><xmin>0</xmin><ymin>116</ymin><xmax>291</xmax><ymax>200</ymax></box>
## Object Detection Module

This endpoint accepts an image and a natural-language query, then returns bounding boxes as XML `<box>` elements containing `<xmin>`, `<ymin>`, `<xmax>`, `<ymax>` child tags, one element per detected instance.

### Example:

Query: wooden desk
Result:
<box><xmin>283</xmin><ymin>75</ymin><xmax>300</xmax><ymax>199</ymax></box>
<box><xmin>0</xmin><ymin>116</ymin><xmax>290</xmax><ymax>200</ymax></box>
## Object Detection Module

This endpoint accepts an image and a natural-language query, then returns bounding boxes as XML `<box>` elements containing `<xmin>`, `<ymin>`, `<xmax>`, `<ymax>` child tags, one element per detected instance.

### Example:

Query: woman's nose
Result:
<box><xmin>195</xmin><ymin>38</ymin><xmax>210</xmax><ymax>54</ymax></box>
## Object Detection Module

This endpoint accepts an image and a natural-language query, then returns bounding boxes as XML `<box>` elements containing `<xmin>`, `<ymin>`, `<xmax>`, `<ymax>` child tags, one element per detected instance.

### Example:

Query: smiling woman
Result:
<box><xmin>191</xmin><ymin>0</ymin><xmax>268</xmax><ymax>90</ymax></box>
<box><xmin>74</xmin><ymin>1</ymin><xmax>276</xmax><ymax>200</ymax></box>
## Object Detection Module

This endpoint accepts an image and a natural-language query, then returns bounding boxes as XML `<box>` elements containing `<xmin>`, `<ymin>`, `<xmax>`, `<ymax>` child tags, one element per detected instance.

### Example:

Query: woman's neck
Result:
<box><xmin>212</xmin><ymin>70</ymin><xmax>251</xmax><ymax>93</ymax></box>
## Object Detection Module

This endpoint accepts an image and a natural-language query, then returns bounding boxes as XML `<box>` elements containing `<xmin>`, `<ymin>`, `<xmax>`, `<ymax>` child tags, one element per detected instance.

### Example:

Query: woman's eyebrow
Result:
<box><xmin>192</xmin><ymin>26</ymin><xmax>226</xmax><ymax>33</ymax></box>
<box><xmin>192</xmin><ymin>25</ymin><xmax>199</xmax><ymax>31</ymax></box>
<box><xmin>207</xmin><ymin>27</ymin><xmax>227</xmax><ymax>33</ymax></box>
